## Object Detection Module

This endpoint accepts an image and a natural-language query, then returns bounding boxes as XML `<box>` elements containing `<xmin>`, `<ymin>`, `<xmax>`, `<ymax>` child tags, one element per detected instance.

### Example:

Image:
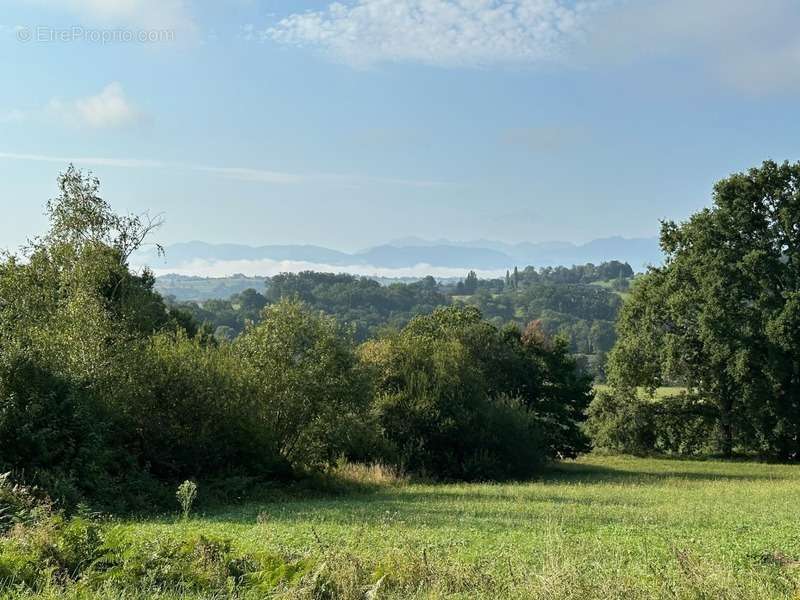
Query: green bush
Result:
<box><xmin>586</xmin><ymin>389</ymin><xmax>717</xmax><ymax>455</ymax></box>
<box><xmin>362</xmin><ymin>307</ymin><xmax>591</xmax><ymax>480</ymax></box>
<box><xmin>0</xmin><ymin>474</ymin><xmax>48</xmax><ymax>536</ymax></box>
<box><xmin>0</xmin><ymin>513</ymin><xmax>312</xmax><ymax>595</ymax></box>
<box><xmin>0</xmin><ymin>351</ymin><xmax>116</xmax><ymax>509</ymax></box>
<box><xmin>126</xmin><ymin>332</ymin><xmax>288</xmax><ymax>483</ymax></box>
<box><xmin>235</xmin><ymin>299</ymin><xmax>373</xmax><ymax>471</ymax></box>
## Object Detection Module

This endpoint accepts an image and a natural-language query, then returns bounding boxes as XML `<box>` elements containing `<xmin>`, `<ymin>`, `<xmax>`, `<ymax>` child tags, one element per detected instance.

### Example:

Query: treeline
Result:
<box><xmin>167</xmin><ymin>264</ymin><xmax>630</xmax><ymax>378</ymax></box>
<box><xmin>0</xmin><ymin>167</ymin><xmax>592</xmax><ymax>510</ymax></box>
<box><xmin>588</xmin><ymin>160</ymin><xmax>800</xmax><ymax>460</ymax></box>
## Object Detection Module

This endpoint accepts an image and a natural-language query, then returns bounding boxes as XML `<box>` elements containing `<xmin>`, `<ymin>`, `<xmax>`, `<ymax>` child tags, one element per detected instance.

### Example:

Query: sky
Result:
<box><xmin>2</xmin><ymin>0</ymin><xmax>800</xmax><ymax>253</ymax></box>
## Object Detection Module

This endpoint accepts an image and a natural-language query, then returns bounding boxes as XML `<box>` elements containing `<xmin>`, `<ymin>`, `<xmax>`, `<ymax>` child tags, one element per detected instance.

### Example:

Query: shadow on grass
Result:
<box><xmin>172</xmin><ymin>456</ymin><xmax>797</xmax><ymax>529</ymax></box>
<box><xmin>541</xmin><ymin>460</ymin><xmax>792</xmax><ymax>484</ymax></box>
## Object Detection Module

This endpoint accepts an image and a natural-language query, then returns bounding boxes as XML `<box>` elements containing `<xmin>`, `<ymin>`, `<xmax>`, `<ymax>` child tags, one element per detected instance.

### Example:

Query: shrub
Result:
<box><xmin>362</xmin><ymin>307</ymin><xmax>590</xmax><ymax>480</ymax></box>
<box><xmin>0</xmin><ymin>514</ymin><xmax>312</xmax><ymax>595</ymax></box>
<box><xmin>126</xmin><ymin>332</ymin><xmax>287</xmax><ymax>483</ymax></box>
<box><xmin>235</xmin><ymin>299</ymin><xmax>373</xmax><ymax>471</ymax></box>
<box><xmin>0</xmin><ymin>351</ymin><xmax>116</xmax><ymax>509</ymax></box>
<box><xmin>586</xmin><ymin>389</ymin><xmax>717</xmax><ymax>455</ymax></box>
<box><xmin>0</xmin><ymin>474</ymin><xmax>49</xmax><ymax>536</ymax></box>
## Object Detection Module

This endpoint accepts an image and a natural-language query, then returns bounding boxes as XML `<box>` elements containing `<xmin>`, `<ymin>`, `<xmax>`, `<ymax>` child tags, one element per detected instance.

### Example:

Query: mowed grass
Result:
<box><xmin>90</xmin><ymin>455</ymin><xmax>800</xmax><ymax>599</ymax></box>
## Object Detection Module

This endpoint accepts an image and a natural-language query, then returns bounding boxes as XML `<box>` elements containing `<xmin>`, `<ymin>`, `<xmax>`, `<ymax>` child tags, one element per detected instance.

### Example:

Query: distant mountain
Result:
<box><xmin>139</xmin><ymin>241</ymin><xmax>352</xmax><ymax>265</ymax></box>
<box><xmin>386</xmin><ymin>236</ymin><xmax>662</xmax><ymax>270</ymax></box>
<box><xmin>354</xmin><ymin>245</ymin><xmax>514</xmax><ymax>269</ymax></box>
<box><xmin>135</xmin><ymin>236</ymin><xmax>662</xmax><ymax>278</ymax></box>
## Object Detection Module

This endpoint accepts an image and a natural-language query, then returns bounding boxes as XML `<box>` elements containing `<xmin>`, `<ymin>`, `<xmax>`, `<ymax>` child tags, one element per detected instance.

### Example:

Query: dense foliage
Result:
<box><xmin>0</xmin><ymin>167</ymin><xmax>594</xmax><ymax>510</ymax></box>
<box><xmin>592</xmin><ymin>160</ymin><xmax>800</xmax><ymax>459</ymax></box>
<box><xmin>168</xmin><ymin>263</ymin><xmax>629</xmax><ymax>380</ymax></box>
<box><xmin>362</xmin><ymin>307</ymin><xmax>591</xmax><ymax>480</ymax></box>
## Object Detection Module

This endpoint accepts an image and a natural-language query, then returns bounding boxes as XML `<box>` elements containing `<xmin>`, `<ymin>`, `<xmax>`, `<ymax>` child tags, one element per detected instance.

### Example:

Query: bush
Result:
<box><xmin>235</xmin><ymin>299</ymin><xmax>373</xmax><ymax>471</ymax></box>
<box><xmin>362</xmin><ymin>307</ymin><xmax>591</xmax><ymax>480</ymax></box>
<box><xmin>0</xmin><ymin>351</ymin><xmax>116</xmax><ymax>509</ymax></box>
<box><xmin>126</xmin><ymin>332</ymin><xmax>288</xmax><ymax>483</ymax></box>
<box><xmin>0</xmin><ymin>514</ymin><xmax>312</xmax><ymax>595</ymax></box>
<box><xmin>586</xmin><ymin>389</ymin><xmax>717</xmax><ymax>455</ymax></box>
<box><xmin>0</xmin><ymin>473</ymin><xmax>49</xmax><ymax>536</ymax></box>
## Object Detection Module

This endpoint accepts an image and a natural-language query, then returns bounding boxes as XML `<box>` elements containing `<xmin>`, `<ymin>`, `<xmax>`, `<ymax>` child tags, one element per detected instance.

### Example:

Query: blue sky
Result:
<box><xmin>2</xmin><ymin>0</ymin><xmax>800</xmax><ymax>252</ymax></box>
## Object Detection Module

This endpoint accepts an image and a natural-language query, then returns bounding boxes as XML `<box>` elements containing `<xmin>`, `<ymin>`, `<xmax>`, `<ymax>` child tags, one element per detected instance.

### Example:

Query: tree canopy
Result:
<box><xmin>605</xmin><ymin>160</ymin><xmax>800</xmax><ymax>458</ymax></box>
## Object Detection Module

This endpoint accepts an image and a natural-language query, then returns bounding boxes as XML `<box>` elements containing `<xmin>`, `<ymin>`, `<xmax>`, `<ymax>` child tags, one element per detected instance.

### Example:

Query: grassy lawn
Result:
<box><xmin>594</xmin><ymin>384</ymin><xmax>688</xmax><ymax>399</ymax></box>
<box><xmin>64</xmin><ymin>455</ymin><xmax>798</xmax><ymax>599</ymax></box>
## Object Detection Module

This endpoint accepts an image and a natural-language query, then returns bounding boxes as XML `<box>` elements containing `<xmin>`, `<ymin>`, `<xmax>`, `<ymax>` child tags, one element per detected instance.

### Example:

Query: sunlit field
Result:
<box><xmin>9</xmin><ymin>455</ymin><xmax>800</xmax><ymax>599</ymax></box>
<box><xmin>594</xmin><ymin>384</ymin><xmax>688</xmax><ymax>399</ymax></box>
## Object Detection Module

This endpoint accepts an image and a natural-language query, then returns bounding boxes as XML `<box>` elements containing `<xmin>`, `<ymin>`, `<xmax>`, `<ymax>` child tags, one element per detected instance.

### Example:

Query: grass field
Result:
<box><xmin>12</xmin><ymin>455</ymin><xmax>798</xmax><ymax>599</ymax></box>
<box><xmin>594</xmin><ymin>384</ymin><xmax>688</xmax><ymax>399</ymax></box>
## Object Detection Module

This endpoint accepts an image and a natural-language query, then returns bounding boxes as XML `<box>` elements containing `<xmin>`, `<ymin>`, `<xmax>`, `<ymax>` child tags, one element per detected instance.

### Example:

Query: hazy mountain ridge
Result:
<box><xmin>138</xmin><ymin>236</ymin><xmax>662</xmax><ymax>275</ymax></box>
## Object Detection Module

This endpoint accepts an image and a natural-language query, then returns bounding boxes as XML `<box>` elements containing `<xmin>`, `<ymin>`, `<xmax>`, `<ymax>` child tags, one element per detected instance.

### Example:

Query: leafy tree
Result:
<box><xmin>362</xmin><ymin>306</ymin><xmax>591</xmax><ymax>479</ymax></box>
<box><xmin>128</xmin><ymin>331</ymin><xmax>282</xmax><ymax>481</ymax></box>
<box><xmin>235</xmin><ymin>299</ymin><xmax>371</xmax><ymax>469</ymax></box>
<box><xmin>606</xmin><ymin>160</ymin><xmax>800</xmax><ymax>458</ymax></box>
<box><xmin>0</xmin><ymin>167</ymin><xmax>184</xmax><ymax>506</ymax></box>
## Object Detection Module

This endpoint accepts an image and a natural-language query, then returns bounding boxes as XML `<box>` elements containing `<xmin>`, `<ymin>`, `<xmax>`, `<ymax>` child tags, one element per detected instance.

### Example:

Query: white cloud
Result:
<box><xmin>266</xmin><ymin>0</ymin><xmax>800</xmax><ymax>94</ymax></box>
<box><xmin>142</xmin><ymin>257</ymin><xmax>506</xmax><ymax>280</ymax></box>
<box><xmin>3</xmin><ymin>84</ymin><xmax>144</xmax><ymax>130</ymax></box>
<box><xmin>0</xmin><ymin>151</ymin><xmax>450</xmax><ymax>188</ymax></box>
<box><xmin>266</xmin><ymin>0</ymin><xmax>598</xmax><ymax>68</ymax></box>
<box><xmin>0</xmin><ymin>152</ymin><xmax>165</xmax><ymax>169</ymax></box>
<box><xmin>198</xmin><ymin>166</ymin><xmax>305</xmax><ymax>185</ymax></box>
<box><xmin>26</xmin><ymin>0</ymin><xmax>194</xmax><ymax>33</ymax></box>
<box><xmin>49</xmin><ymin>82</ymin><xmax>143</xmax><ymax>129</ymax></box>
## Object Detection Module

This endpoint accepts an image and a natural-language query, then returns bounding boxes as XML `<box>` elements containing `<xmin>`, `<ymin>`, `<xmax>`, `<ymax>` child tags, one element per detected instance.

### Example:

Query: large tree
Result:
<box><xmin>608</xmin><ymin>160</ymin><xmax>800</xmax><ymax>458</ymax></box>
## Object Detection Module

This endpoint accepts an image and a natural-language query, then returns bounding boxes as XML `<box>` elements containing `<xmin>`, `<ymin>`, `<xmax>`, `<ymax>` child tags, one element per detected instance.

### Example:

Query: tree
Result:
<box><xmin>463</xmin><ymin>270</ymin><xmax>478</xmax><ymax>295</ymax></box>
<box><xmin>40</xmin><ymin>164</ymin><xmax>163</xmax><ymax>264</ymax></box>
<box><xmin>607</xmin><ymin>160</ymin><xmax>800</xmax><ymax>458</ymax></box>
<box><xmin>0</xmin><ymin>167</ymin><xmax>182</xmax><ymax>506</ymax></box>
<box><xmin>235</xmin><ymin>299</ymin><xmax>371</xmax><ymax>469</ymax></box>
<box><xmin>361</xmin><ymin>306</ymin><xmax>592</xmax><ymax>479</ymax></box>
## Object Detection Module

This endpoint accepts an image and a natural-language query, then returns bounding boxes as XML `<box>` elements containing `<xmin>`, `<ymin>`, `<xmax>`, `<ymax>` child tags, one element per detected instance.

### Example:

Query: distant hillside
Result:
<box><xmin>155</xmin><ymin>274</ymin><xmax>268</xmax><ymax>302</ymax></box>
<box><xmin>155</xmin><ymin>273</ymin><xmax>451</xmax><ymax>302</ymax></box>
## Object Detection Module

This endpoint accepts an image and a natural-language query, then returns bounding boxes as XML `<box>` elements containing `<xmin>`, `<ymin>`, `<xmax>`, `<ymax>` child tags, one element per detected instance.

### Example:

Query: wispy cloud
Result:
<box><xmin>0</xmin><ymin>110</ymin><xmax>26</xmax><ymax>124</ymax></box>
<box><xmin>0</xmin><ymin>151</ymin><xmax>451</xmax><ymax>188</ymax></box>
<box><xmin>197</xmin><ymin>166</ymin><xmax>305</xmax><ymax>185</ymax></box>
<box><xmin>0</xmin><ymin>152</ymin><xmax>165</xmax><ymax>169</ymax></box>
<box><xmin>49</xmin><ymin>82</ymin><xmax>144</xmax><ymax>129</ymax></box>
<box><xmin>266</xmin><ymin>0</ymin><xmax>597</xmax><ymax>69</ymax></box>
<box><xmin>4</xmin><ymin>83</ymin><xmax>146</xmax><ymax>130</ymax></box>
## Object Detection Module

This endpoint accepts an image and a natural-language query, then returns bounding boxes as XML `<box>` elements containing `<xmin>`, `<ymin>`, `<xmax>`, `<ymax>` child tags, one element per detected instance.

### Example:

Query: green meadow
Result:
<box><xmin>7</xmin><ymin>455</ymin><xmax>799</xmax><ymax>599</ymax></box>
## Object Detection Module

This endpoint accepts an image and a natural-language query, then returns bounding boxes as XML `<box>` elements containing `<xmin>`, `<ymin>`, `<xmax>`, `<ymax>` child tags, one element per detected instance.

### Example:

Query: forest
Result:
<box><xmin>166</xmin><ymin>261</ymin><xmax>629</xmax><ymax>379</ymax></box>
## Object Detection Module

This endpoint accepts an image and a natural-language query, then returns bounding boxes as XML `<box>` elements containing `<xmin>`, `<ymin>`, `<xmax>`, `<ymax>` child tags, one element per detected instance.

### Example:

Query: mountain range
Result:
<box><xmin>135</xmin><ymin>236</ymin><xmax>662</xmax><ymax>278</ymax></box>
